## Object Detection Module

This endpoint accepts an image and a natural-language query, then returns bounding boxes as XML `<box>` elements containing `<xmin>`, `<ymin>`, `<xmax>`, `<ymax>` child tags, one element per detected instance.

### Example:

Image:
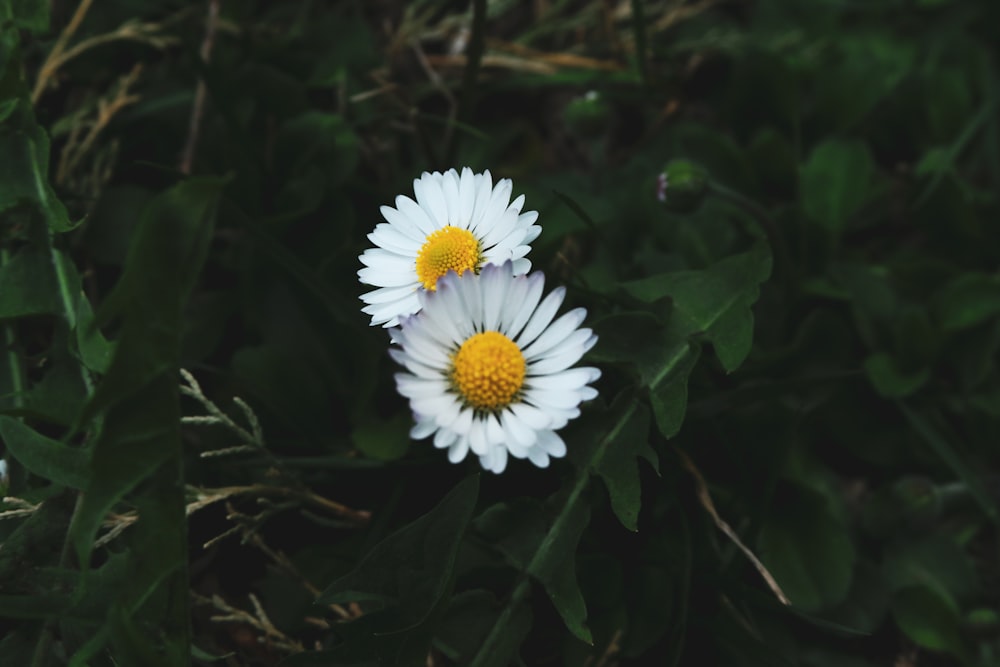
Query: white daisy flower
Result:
<box><xmin>390</xmin><ymin>262</ymin><xmax>601</xmax><ymax>474</ymax></box>
<box><xmin>359</xmin><ymin>167</ymin><xmax>541</xmax><ymax>327</ymax></box>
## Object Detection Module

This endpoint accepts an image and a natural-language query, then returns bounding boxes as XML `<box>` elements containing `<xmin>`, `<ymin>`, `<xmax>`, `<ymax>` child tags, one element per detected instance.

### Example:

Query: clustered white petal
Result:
<box><xmin>359</xmin><ymin>167</ymin><xmax>541</xmax><ymax>327</ymax></box>
<box><xmin>358</xmin><ymin>168</ymin><xmax>599</xmax><ymax>473</ymax></box>
<box><xmin>389</xmin><ymin>262</ymin><xmax>600</xmax><ymax>474</ymax></box>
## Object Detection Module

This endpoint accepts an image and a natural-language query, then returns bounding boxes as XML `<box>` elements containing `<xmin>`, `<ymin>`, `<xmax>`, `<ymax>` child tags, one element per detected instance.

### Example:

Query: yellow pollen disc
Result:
<box><xmin>415</xmin><ymin>226</ymin><xmax>481</xmax><ymax>290</ymax></box>
<box><xmin>450</xmin><ymin>331</ymin><xmax>526</xmax><ymax>411</ymax></box>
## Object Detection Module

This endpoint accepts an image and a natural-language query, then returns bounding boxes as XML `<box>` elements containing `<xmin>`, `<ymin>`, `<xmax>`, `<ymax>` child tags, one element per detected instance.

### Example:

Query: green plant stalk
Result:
<box><xmin>47</xmin><ymin>230</ymin><xmax>94</xmax><ymax>396</ymax></box>
<box><xmin>445</xmin><ymin>0</ymin><xmax>487</xmax><ymax>165</ymax></box>
<box><xmin>708</xmin><ymin>181</ymin><xmax>793</xmax><ymax>283</ymax></box>
<box><xmin>1</xmin><ymin>248</ymin><xmax>26</xmax><ymax>409</ymax></box>
<box><xmin>469</xmin><ymin>402</ymin><xmax>638</xmax><ymax>666</ymax></box>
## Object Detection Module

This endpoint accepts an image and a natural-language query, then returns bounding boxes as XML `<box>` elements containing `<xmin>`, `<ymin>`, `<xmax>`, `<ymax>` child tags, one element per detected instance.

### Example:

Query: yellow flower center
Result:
<box><xmin>450</xmin><ymin>331</ymin><xmax>526</xmax><ymax>411</ymax></box>
<box><xmin>415</xmin><ymin>226</ymin><xmax>481</xmax><ymax>290</ymax></box>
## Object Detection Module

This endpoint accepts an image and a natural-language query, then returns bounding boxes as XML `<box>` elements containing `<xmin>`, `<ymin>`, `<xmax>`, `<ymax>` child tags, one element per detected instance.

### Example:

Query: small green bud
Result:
<box><xmin>656</xmin><ymin>160</ymin><xmax>709</xmax><ymax>213</ymax></box>
<box><xmin>564</xmin><ymin>90</ymin><xmax>611</xmax><ymax>139</ymax></box>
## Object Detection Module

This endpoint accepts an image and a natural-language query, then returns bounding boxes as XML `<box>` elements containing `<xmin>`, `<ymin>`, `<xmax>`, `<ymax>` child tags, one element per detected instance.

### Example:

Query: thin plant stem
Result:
<box><xmin>31</xmin><ymin>0</ymin><xmax>95</xmax><ymax>104</ymax></box>
<box><xmin>180</xmin><ymin>0</ymin><xmax>222</xmax><ymax>174</ymax></box>
<box><xmin>444</xmin><ymin>0</ymin><xmax>487</xmax><ymax>165</ymax></box>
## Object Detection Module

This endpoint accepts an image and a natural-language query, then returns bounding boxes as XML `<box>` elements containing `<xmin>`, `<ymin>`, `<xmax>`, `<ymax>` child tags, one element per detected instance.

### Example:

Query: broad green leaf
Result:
<box><xmin>0</xmin><ymin>245</ymin><xmax>62</xmax><ymax>318</ymax></box>
<box><xmin>79</xmin><ymin>176</ymin><xmax>226</xmax><ymax>426</ymax></box>
<box><xmin>434</xmin><ymin>590</ymin><xmax>532</xmax><ymax>667</ymax></box>
<box><xmin>899</xmin><ymin>403</ymin><xmax>1000</xmax><ymax>526</ymax></box>
<box><xmin>1</xmin><ymin>0</ymin><xmax>49</xmax><ymax>31</ymax></box>
<box><xmin>800</xmin><ymin>140</ymin><xmax>875</xmax><ymax>235</ymax></box>
<box><xmin>591</xmin><ymin>400</ymin><xmax>654</xmax><ymax>531</ymax></box>
<box><xmin>472</xmin><ymin>494</ymin><xmax>592</xmax><ymax>642</ymax></box>
<box><xmin>891</xmin><ymin>586</ymin><xmax>967</xmax><ymax>657</ymax></box>
<box><xmin>623</xmin><ymin>241</ymin><xmax>772</xmax><ymax>373</ymax></box>
<box><xmin>0</xmin><ymin>125</ymin><xmax>74</xmax><ymax>232</ymax></box>
<box><xmin>883</xmin><ymin>536</ymin><xmax>978</xmax><ymax>601</ymax></box>
<box><xmin>757</xmin><ymin>485</ymin><xmax>856</xmax><ymax>612</ymax></box>
<box><xmin>863</xmin><ymin>353</ymin><xmax>929</xmax><ymax>398</ymax></box>
<box><xmin>529</xmin><ymin>497</ymin><xmax>592</xmax><ymax>644</ymax></box>
<box><xmin>648</xmin><ymin>343</ymin><xmax>698</xmax><ymax>439</ymax></box>
<box><xmin>930</xmin><ymin>272</ymin><xmax>1000</xmax><ymax>332</ymax></box>
<box><xmin>318</xmin><ymin>475</ymin><xmax>479</xmax><ymax>628</ymax></box>
<box><xmin>0</xmin><ymin>416</ymin><xmax>88</xmax><ymax>488</ymax></box>
<box><xmin>71</xmin><ymin>176</ymin><xmax>225</xmax><ymax>567</ymax></box>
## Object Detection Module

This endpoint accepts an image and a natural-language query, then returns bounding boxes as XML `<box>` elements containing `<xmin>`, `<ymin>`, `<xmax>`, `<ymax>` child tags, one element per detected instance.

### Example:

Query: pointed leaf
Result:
<box><xmin>530</xmin><ymin>498</ymin><xmax>592</xmax><ymax>644</ymax></box>
<box><xmin>0</xmin><ymin>416</ymin><xmax>88</xmax><ymax>488</ymax></box>
<box><xmin>800</xmin><ymin>139</ymin><xmax>876</xmax><ymax>235</ymax></box>
<box><xmin>622</xmin><ymin>241</ymin><xmax>772</xmax><ymax>372</ymax></box>
<box><xmin>591</xmin><ymin>400</ymin><xmax>654</xmax><ymax>531</ymax></box>
<box><xmin>318</xmin><ymin>475</ymin><xmax>479</xmax><ymax>633</ymax></box>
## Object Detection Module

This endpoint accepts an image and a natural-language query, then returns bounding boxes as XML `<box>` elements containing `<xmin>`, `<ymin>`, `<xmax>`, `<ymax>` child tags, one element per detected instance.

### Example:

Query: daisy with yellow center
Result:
<box><xmin>391</xmin><ymin>262</ymin><xmax>601</xmax><ymax>474</ymax></box>
<box><xmin>359</xmin><ymin>167</ymin><xmax>541</xmax><ymax>327</ymax></box>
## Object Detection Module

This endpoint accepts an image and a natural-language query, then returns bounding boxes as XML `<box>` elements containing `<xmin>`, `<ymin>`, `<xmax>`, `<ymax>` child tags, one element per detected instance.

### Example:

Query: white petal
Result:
<box><xmin>526</xmin><ymin>446</ymin><xmax>550</xmax><ymax>468</ymax></box>
<box><xmin>396</xmin><ymin>195</ymin><xmax>439</xmax><ymax>236</ymax></box>
<box><xmin>522</xmin><ymin>388</ymin><xmax>585</xmax><ymax>410</ymax></box>
<box><xmin>516</xmin><ymin>287</ymin><xmax>566</xmax><ymax>347</ymax></box>
<box><xmin>448</xmin><ymin>436</ymin><xmax>470</xmax><ymax>463</ymax></box>
<box><xmin>458</xmin><ymin>167</ymin><xmax>476</xmax><ymax>226</ymax></box>
<box><xmin>521</xmin><ymin>308</ymin><xmax>587</xmax><ymax>360</ymax></box>
<box><xmin>379</xmin><ymin>205</ymin><xmax>425</xmax><ymax>241</ymax></box>
<box><xmin>414</xmin><ymin>173</ymin><xmax>449</xmax><ymax>226</ymax></box>
<box><xmin>410</xmin><ymin>419</ymin><xmax>437</xmax><ymax>439</ymax></box>
<box><xmin>503</xmin><ymin>272</ymin><xmax>545</xmax><ymax>338</ymax></box>
<box><xmin>524</xmin><ymin>367</ymin><xmax>601</xmax><ymax>392</ymax></box>
<box><xmin>527</xmin><ymin>332</ymin><xmax>596</xmax><ymax>375</ymax></box>
<box><xmin>508</xmin><ymin>402</ymin><xmax>553</xmax><ymax>430</ymax></box>
<box><xmin>433</xmin><ymin>427</ymin><xmax>457</xmax><ymax>449</ymax></box>
<box><xmin>469</xmin><ymin>417</ymin><xmax>489</xmax><ymax>456</ymax></box>
<box><xmin>537</xmin><ymin>430</ymin><xmax>567</xmax><ymax>458</ymax></box>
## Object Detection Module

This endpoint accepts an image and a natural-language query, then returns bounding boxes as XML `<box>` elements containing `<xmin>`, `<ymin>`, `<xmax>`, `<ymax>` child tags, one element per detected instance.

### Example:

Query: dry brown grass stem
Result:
<box><xmin>676</xmin><ymin>447</ymin><xmax>791</xmax><ymax>606</ymax></box>
<box><xmin>193</xmin><ymin>592</ymin><xmax>306</xmax><ymax>655</ymax></box>
<box><xmin>56</xmin><ymin>63</ymin><xmax>143</xmax><ymax>186</ymax></box>
<box><xmin>32</xmin><ymin>0</ymin><xmax>174</xmax><ymax>105</ymax></box>
<box><xmin>0</xmin><ymin>496</ymin><xmax>40</xmax><ymax>520</ymax></box>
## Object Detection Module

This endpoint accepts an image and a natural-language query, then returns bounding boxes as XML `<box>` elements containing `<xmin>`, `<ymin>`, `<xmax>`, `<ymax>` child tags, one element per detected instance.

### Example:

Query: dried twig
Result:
<box><xmin>676</xmin><ymin>448</ymin><xmax>791</xmax><ymax>606</ymax></box>
<box><xmin>56</xmin><ymin>63</ymin><xmax>143</xmax><ymax>186</ymax></box>
<box><xmin>193</xmin><ymin>592</ymin><xmax>305</xmax><ymax>654</ymax></box>
<box><xmin>0</xmin><ymin>496</ymin><xmax>40</xmax><ymax>520</ymax></box>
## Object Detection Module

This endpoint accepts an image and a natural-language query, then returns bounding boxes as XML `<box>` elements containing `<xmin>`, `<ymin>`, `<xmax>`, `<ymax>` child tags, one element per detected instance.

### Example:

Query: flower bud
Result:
<box><xmin>656</xmin><ymin>160</ymin><xmax>708</xmax><ymax>213</ymax></box>
<box><xmin>564</xmin><ymin>90</ymin><xmax>611</xmax><ymax>140</ymax></box>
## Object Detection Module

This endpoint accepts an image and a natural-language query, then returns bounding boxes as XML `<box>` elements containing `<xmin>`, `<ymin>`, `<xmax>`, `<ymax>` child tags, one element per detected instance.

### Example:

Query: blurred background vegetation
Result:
<box><xmin>1</xmin><ymin>0</ymin><xmax>999</xmax><ymax>665</ymax></box>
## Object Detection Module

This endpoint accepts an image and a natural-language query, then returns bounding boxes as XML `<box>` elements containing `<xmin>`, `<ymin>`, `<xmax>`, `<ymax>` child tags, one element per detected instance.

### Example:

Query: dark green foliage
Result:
<box><xmin>1</xmin><ymin>0</ymin><xmax>999</xmax><ymax>666</ymax></box>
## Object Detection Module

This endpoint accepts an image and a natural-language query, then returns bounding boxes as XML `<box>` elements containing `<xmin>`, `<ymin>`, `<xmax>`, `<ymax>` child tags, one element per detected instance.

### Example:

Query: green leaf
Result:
<box><xmin>529</xmin><ymin>497</ymin><xmax>592</xmax><ymax>644</ymax></box>
<box><xmin>0</xmin><ymin>416</ymin><xmax>88</xmax><ymax>488</ymax></box>
<box><xmin>863</xmin><ymin>353</ymin><xmax>929</xmax><ymax>398</ymax></box>
<box><xmin>0</xmin><ymin>125</ymin><xmax>75</xmax><ymax>232</ymax></box>
<box><xmin>648</xmin><ymin>343</ymin><xmax>699</xmax><ymax>439</ymax></box>
<box><xmin>930</xmin><ymin>272</ymin><xmax>1000</xmax><ymax>332</ymax></box>
<box><xmin>622</xmin><ymin>241</ymin><xmax>772</xmax><ymax>372</ymax></box>
<box><xmin>0</xmin><ymin>245</ymin><xmax>62</xmax><ymax>318</ymax></box>
<box><xmin>591</xmin><ymin>399</ymin><xmax>654</xmax><ymax>531</ymax></box>
<box><xmin>891</xmin><ymin>586</ymin><xmax>967</xmax><ymax>657</ymax></box>
<box><xmin>2</xmin><ymin>0</ymin><xmax>49</xmax><ymax>31</ymax></box>
<box><xmin>898</xmin><ymin>403</ymin><xmax>1000</xmax><ymax>526</ymax></box>
<box><xmin>318</xmin><ymin>475</ymin><xmax>479</xmax><ymax>631</ymax></box>
<box><xmin>757</xmin><ymin>485</ymin><xmax>856</xmax><ymax>612</ymax></box>
<box><xmin>434</xmin><ymin>590</ymin><xmax>532</xmax><ymax>666</ymax></box>
<box><xmin>799</xmin><ymin>140</ymin><xmax>875</xmax><ymax>235</ymax></box>
<box><xmin>70</xmin><ymin>176</ymin><xmax>225</xmax><ymax>568</ymax></box>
